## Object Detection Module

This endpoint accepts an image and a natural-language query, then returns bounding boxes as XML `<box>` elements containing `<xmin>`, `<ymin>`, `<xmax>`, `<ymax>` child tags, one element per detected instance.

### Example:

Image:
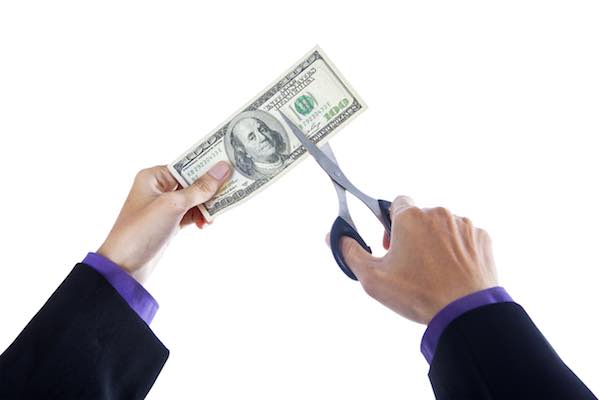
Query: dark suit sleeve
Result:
<box><xmin>429</xmin><ymin>302</ymin><xmax>597</xmax><ymax>399</ymax></box>
<box><xmin>0</xmin><ymin>263</ymin><xmax>169</xmax><ymax>400</ymax></box>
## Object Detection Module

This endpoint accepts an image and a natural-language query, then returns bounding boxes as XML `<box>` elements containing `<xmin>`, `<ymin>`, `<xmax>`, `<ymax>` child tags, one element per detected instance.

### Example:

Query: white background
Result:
<box><xmin>1</xmin><ymin>1</ymin><xmax>599</xmax><ymax>398</ymax></box>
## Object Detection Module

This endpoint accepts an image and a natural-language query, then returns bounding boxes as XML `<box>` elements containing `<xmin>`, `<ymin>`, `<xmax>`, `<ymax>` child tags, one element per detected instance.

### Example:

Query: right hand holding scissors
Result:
<box><xmin>331</xmin><ymin>196</ymin><xmax>498</xmax><ymax>324</ymax></box>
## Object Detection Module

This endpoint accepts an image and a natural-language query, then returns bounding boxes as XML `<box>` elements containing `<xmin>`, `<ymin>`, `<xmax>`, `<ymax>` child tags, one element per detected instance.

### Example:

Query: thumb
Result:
<box><xmin>180</xmin><ymin>161</ymin><xmax>232</xmax><ymax>209</ymax></box>
<box><xmin>327</xmin><ymin>233</ymin><xmax>378</xmax><ymax>281</ymax></box>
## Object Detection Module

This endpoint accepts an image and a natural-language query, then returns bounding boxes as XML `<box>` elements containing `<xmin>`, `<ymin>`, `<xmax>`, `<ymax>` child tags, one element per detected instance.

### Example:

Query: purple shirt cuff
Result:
<box><xmin>421</xmin><ymin>286</ymin><xmax>513</xmax><ymax>364</ymax></box>
<box><xmin>82</xmin><ymin>252</ymin><xmax>159</xmax><ymax>325</ymax></box>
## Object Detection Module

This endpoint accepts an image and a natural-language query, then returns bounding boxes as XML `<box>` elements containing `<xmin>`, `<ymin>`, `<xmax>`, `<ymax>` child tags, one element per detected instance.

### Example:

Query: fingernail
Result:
<box><xmin>208</xmin><ymin>161</ymin><xmax>230</xmax><ymax>180</ymax></box>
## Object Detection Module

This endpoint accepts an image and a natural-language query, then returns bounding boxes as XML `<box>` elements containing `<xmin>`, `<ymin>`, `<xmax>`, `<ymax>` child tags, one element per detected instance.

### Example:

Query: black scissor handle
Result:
<box><xmin>378</xmin><ymin>199</ymin><xmax>392</xmax><ymax>234</ymax></box>
<box><xmin>330</xmin><ymin>200</ymin><xmax>392</xmax><ymax>280</ymax></box>
<box><xmin>330</xmin><ymin>216</ymin><xmax>371</xmax><ymax>281</ymax></box>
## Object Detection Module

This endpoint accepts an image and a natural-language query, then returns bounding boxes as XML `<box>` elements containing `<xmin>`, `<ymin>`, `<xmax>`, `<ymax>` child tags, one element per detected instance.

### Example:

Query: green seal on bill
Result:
<box><xmin>294</xmin><ymin>94</ymin><xmax>315</xmax><ymax>116</ymax></box>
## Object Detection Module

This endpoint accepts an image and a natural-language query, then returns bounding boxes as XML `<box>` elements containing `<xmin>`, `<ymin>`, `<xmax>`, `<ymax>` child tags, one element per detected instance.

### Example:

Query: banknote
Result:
<box><xmin>168</xmin><ymin>46</ymin><xmax>366</xmax><ymax>221</ymax></box>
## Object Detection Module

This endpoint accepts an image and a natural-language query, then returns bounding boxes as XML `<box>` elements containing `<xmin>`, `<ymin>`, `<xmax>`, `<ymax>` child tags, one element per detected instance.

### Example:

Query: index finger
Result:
<box><xmin>391</xmin><ymin>195</ymin><xmax>416</xmax><ymax>216</ymax></box>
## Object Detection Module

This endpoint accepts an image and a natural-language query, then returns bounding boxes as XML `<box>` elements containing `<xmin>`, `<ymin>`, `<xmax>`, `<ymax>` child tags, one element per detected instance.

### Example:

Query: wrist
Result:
<box><xmin>425</xmin><ymin>283</ymin><xmax>498</xmax><ymax>324</ymax></box>
<box><xmin>97</xmin><ymin>244</ymin><xmax>142</xmax><ymax>283</ymax></box>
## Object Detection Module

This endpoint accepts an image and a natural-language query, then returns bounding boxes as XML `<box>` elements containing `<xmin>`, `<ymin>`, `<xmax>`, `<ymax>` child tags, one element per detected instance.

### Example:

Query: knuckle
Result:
<box><xmin>134</xmin><ymin>166</ymin><xmax>162</xmax><ymax>182</ymax></box>
<box><xmin>431</xmin><ymin>206</ymin><xmax>449</xmax><ymax>215</ymax></box>
<box><xmin>478</xmin><ymin>228</ymin><xmax>492</xmax><ymax>242</ymax></box>
<box><xmin>194</xmin><ymin>177</ymin><xmax>218</xmax><ymax>195</ymax></box>
<box><xmin>390</xmin><ymin>207</ymin><xmax>425</xmax><ymax>228</ymax></box>
<box><xmin>458</xmin><ymin>216</ymin><xmax>473</xmax><ymax>228</ymax></box>
<box><xmin>394</xmin><ymin>205</ymin><xmax>421</xmax><ymax>222</ymax></box>
<box><xmin>430</xmin><ymin>206</ymin><xmax>453</xmax><ymax>220</ymax></box>
<box><xmin>135</xmin><ymin>168</ymin><xmax>151</xmax><ymax>181</ymax></box>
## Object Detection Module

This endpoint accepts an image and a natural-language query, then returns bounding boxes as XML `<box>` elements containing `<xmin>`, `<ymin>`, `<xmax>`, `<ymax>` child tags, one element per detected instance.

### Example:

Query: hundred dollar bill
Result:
<box><xmin>168</xmin><ymin>46</ymin><xmax>366</xmax><ymax>221</ymax></box>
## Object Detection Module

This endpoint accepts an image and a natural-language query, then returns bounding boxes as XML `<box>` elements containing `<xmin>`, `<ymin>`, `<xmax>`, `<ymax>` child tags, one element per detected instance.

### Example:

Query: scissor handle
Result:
<box><xmin>378</xmin><ymin>199</ymin><xmax>392</xmax><ymax>234</ymax></box>
<box><xmin>330</xmin><ymin>200</ymin><xmax>392</xmax><ymax>280</ymax></box>
<box><xmin>330</xmin><ymin>216</ymin><xmax>371</xmax><ymax>281</ymax></box>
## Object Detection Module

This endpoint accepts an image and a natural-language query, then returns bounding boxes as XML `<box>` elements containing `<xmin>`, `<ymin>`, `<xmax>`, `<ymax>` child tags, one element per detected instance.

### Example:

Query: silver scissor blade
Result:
<box><xmin>320</xmin><ymin>142</ymin><xmax>340</xmax><ymax>164</ymax></box>
<box><xmin>277</xmin><ymin>110</ymin><xmax>382</xmax><ymax>220</ymax></box>
<box><xmin>321</xmin><ymin>143</ymin><xmax>355</xmax><ymax>228</ymax></box>
<box><xmin>278</xmin><ymin>111</ymin><xmax>339</xmax><ymax>175</ymax></box>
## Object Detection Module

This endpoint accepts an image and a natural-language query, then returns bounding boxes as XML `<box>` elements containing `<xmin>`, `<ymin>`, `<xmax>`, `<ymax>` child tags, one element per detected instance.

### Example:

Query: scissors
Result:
<box><xmin>278</xmin><ymin>111</ymin><xmax>392</xmax><ymax>281</ymax></box>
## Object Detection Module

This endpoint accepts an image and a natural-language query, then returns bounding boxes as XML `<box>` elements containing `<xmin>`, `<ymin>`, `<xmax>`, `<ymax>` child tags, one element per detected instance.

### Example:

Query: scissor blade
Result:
<box><xmin>322</xmin><ymin>143</ymin><xmax>355</xmax><ymax>228</ymax></box>
<box><xmin>277</xmin><ymin>110</ymin><xmax>386</xmax><ymax>227</ymax></box>
<box><xmin>278</xmin><ymin>111</ymin><xmax>358</xmax><ymax>193</ymax></box>
<box><xmin>320</xmin><ymin>142</ymin><xmax>339</xmax><ymax>164</ymax></box>
<box><xmin>278</xmin><ymin>111</ymin><xmax>336</xmax><ymax>171</ymax></box>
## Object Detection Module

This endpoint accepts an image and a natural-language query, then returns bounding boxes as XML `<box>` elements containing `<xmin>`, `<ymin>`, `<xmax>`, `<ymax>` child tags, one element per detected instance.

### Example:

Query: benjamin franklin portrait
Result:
<box><xmin>224</xmin><ymin>110</ymin><xmax>291</xmax><ymax>180</ymax></box>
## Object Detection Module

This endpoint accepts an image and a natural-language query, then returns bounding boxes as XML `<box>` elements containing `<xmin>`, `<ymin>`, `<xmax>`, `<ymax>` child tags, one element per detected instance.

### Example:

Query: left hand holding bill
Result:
<box><xmin>97</xmin><ymin>161</ymin><xmax>232</xmax><ymax>283</ymax></box>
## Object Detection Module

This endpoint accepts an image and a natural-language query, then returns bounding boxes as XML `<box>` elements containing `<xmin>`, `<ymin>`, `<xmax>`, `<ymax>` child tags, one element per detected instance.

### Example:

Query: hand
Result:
<box><xmin>333</xmin><ymin>196</ymin><xmax>498</xmax><ymax>324</ymax></box>
<box><xmin>98</xmin><ymin>161</ymin><xmax>232</xmax><ymax>284</ymax></box>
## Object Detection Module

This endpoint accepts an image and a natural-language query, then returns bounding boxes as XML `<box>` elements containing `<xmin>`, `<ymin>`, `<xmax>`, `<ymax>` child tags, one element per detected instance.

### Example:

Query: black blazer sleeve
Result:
<box><xmin>429</xmin><ymin>302</ymin><xmax>597</xmax><ymax>399</ymax></box>
<box><xmin>0</xmin><ymin>263</ymin><xmax>169</xmax><ymax>400</ymax></box>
